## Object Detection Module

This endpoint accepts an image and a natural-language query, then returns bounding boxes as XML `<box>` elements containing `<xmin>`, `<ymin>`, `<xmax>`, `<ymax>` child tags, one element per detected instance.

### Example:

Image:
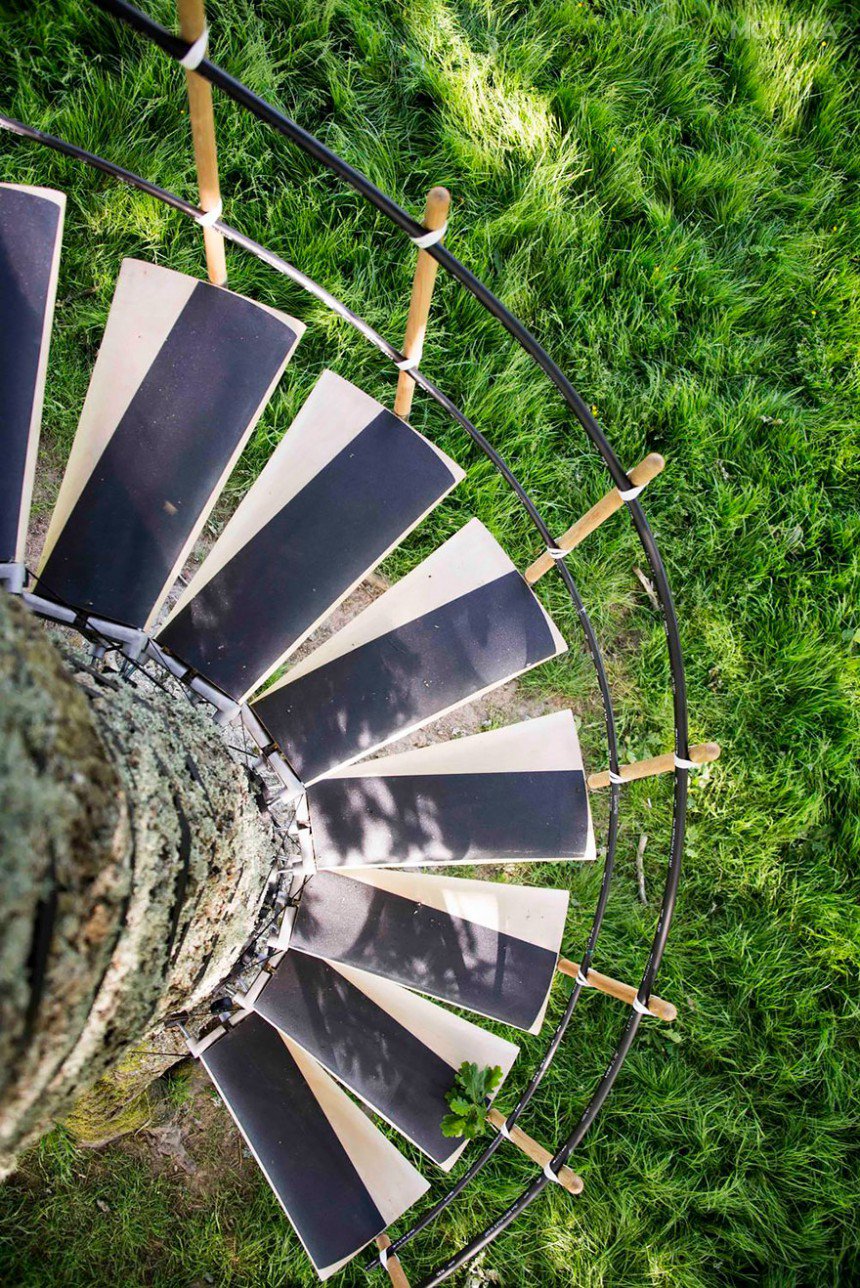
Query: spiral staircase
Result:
<box><xmin>0</xmin><ymin>4</ymin><xmax>719</xmax><ymax>1282</ymax></box>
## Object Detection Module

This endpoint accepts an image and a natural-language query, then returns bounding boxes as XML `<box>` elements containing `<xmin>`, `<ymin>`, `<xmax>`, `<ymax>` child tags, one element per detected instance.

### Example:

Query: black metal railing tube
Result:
<box><xmin>2</xmin><ymin>9</ymin><xmax>689</xmax><ymax>1262</ymax></box>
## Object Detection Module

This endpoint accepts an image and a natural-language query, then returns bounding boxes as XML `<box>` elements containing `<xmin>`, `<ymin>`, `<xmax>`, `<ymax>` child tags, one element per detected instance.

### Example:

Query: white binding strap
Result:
<box><xmin>411</xmin><ymin>221</ymin><xmax>448</xmax><ymax>249</ymax></box>
<box><xmin>673</xmin><ymin>754</ymin><xmax>698</xmax><ymax>770</ymax></box>
<box><xmin>608</xmin><ymin>770</ymin><xmax>626</xmax><ymax>786</ymax></box>
<box><xmin>396</xmin><ymin>354</ymin><xmax>419</xmax><ymax>371</ymax></box>
<box><xmin>632</xmin><ymin>995</ymin><xmax>651</xmax><ymax>1015</ymax></box>
<box><xmin>497</xmin><ymin>1118</ymin><xmax>512</xmax><ymax>1139</ymax></box>
<box><xmin>575</xmin><ymin>969</ymin><xmax>590</xmax><ymax>988</ymax></box>
<box><xmin>180</xmin><ymin>26</ymin><xmax>209</xmax><ymax>70</ymax></box>
<box><xmin>544</xmin><ymin>1160</ymin><xmax>562</xmax><ymax>1183</ymax></box>
<box><xmin>546</xmin><ymin>546</ymin><xmax>568</xmax><ymax>560</ymax></box>
<box><xmin>379</xmin><ymin>1246</ymin><xmax>390</xmax><ymax>1267</ymax></box>
<box><xmin>196</xmin><ymin>199</ymin><xmax>223</xmax><ymax>228</ymax></box>
<box><xmin>618</xmin><ymin>482</ymin><xmax>645</xmax><ymax>502</ymax></box>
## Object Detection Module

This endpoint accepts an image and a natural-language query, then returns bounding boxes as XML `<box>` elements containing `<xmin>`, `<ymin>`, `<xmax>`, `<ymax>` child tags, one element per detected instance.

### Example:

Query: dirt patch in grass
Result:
<box><xmin>125</xmin><ymin>1063</ymin><xmax>259</xmax><ymax>1199</ymax></box>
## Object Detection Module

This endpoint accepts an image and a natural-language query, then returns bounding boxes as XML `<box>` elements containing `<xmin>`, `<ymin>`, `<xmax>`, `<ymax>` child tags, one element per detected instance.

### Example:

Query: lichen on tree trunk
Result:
<box><xmin>0</xmin><ymin>593</ymin><xmax>276</xmax><ymax>1171</ymax></box>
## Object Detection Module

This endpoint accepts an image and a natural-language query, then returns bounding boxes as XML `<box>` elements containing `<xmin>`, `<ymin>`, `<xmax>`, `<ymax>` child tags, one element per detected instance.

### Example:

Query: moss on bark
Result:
<box><xmin>0</xmin><ymin>595</ymin><xmax>275</xmax><ymax>1170</ymax></box>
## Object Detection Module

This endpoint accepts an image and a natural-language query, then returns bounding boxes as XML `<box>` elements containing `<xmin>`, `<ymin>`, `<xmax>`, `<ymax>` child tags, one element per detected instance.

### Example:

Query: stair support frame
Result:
<box><xmin>2</xmin><ymin>39</ymin><xmax>702</xmax><ymax>1277</ymax></box>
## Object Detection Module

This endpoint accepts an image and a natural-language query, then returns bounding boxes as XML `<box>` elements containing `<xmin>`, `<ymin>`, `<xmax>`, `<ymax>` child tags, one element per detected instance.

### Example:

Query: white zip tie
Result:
<box><xmin>544</xmin><ymin>1160</ymin><xmax>562</xmax><ymax>1183</ymax></box>
<box><xmin>497</xmin><ymin>1119</ymin><xmax>512</xmax><ymax>1139</ymax></box>
<box><xmin>632</xmin><ymin>995</ymin><xmax>651</xmax><ymax>1015</ymax></box>
<box><xmin>608</xmin><ymin>770</ymin><xmax>626</xmax><ymax>786</ymax></box>
<box><xmin>411</xmin><ymin>221</ymin><xmax>448</xmax><ymax>249</ymax></box>
<box><xmin>575</xmin><ymin>968</ymin><xmax>590</xmax><ymax>988</ymax></box>
<box><xmin>546</xmin><ymin>546</ymin><xmax>568</xmax><ymax>560</ymax></box>
<box><xmin>618</xmin><ymin>482</ymin><xmax>645</xmax><ymax>502</ymax></box>
<box><xmin>180</xmin><ymin>26</ymin><xmax>209</xmax><ymax>70</ymax></box>
<box><xmin>396</xmin><ymin>354</ymin><xmax>419</xmax><ymax>371</ymax></box>
<box><xmin>195</xmin><ymin>198</ymin><xmax>222</xmax><ymax>227</ymax></box>
<box><xmin>674</xmin><ymin>754</ymin><xmax>698</xmax><ymax>770</ymax></box>
<box><xmin>379</xmin><ymin>1246</ymin><xmax>389</xmax><ymax>1267</ymax></box>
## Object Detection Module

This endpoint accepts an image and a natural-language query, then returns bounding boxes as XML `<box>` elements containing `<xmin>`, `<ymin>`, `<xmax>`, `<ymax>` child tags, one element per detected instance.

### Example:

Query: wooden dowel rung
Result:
<box><xmin>178</xmin><ymin>0</ymin><xmax>227</xmax><ymax>286</ymax></box>
<box><xmin>487</xmin><ymin>1108</ymin><xmax>583</xmax><ymax>1195</ymax></box>
<box><xmin>587</xmin><ymin>741</ymin><xmax>720</xmax><ymax>791</ymax></box>
<box><xmin>557</xmin><ymin>958</ymin><xmax>677</xmax><ymax>1022</ymax></box>
<box><xmin>525</xmin><ymin>452</ymin><xmax>665</xmax><ymax>584</ymax></box>
<box><xmin>394</xmin><ymin>186</ymin><xmax>450</xmax><ymax>421</ymax></box>
<box><xmin>376</xmin><ymin>1234</ymin><xmax>410</xmax><ymax>1288</ymax></box>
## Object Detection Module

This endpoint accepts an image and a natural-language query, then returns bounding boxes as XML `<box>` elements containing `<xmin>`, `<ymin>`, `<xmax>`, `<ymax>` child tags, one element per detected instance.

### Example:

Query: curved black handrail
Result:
<box><xmin>2</xmin><ymin>4</ymin><xmax>688</xmax><ymax>1269</ymax></box>
<box><xmin>83</xmin><ymin>0</ymin><xmax>692</xmax><ymax>1235</ymax></box>
<box><xmin>0</xmin><ymin>100</ymin><xmax>625</xmax><ymax>1176</ymax></box>
<box><xmin>0</xmin><ymin>112</ymin><xmax>631</xmax><ymax>1273</ymax></box>
<box><xmin>89</xmin><ymin>0</ymin><xmax>691</xmax><ymax>926</ymax></box>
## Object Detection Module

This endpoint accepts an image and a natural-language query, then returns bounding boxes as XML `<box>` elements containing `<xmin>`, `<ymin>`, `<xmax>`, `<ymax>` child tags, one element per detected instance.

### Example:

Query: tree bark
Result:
<box><xmin>0</xmin><ymin>593</ymin><xmax>276</xmax><ymax>1172</ymax></box>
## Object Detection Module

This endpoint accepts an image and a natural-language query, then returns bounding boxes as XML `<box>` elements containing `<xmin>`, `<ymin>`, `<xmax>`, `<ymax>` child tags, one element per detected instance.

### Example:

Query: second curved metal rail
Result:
<box><xmin>1</xmin><ymin>26</ymin><xmax>688</xmax><ymax>1270</ymax></box>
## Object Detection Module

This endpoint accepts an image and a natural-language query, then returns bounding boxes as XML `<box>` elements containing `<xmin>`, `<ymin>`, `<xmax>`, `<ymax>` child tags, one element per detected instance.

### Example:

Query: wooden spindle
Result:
<box><xmin>394</xmin><ymin>186</ymin><xmax>451</xmax><ymax>421</ymax></box>
<box><xmin>587</xmin><ymin>741</ymin><xmax>721</xmax><ymax>791</ymax></box>
<box><xmin>376</xmin><ymin>1234</ymin><xmax>410</xmax><ymax>1288</ymax></box>
<box><xmin>487</xmin><ymin>1108</ymin><xmax>583</xmax><ymax>1195</ymax></box>
<box><xmin>525</xmin><ymin>452</ymin><xmax>665</xmax><ymax>584</ymax></box>
<box><xmin>557</xmin><ymin>958</ymin><xmax>677</xmax><ymax>1022</ymax></box>
<box><xmin>177</xmin><ymin>0</ymin><xmax>227</xmax><ymax>286</ymax></box>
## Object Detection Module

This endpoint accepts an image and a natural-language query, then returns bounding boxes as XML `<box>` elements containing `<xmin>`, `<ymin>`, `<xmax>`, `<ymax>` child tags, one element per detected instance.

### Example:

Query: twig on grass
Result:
<box><xmin>633</xmin><ymin>565</ymin><xmax>661</xmax><ymax>611</ymax></box>
<box><xmin>635</xmin><ymin>833</ymin><xmax>649</xmax><ymax>905</ymax></box>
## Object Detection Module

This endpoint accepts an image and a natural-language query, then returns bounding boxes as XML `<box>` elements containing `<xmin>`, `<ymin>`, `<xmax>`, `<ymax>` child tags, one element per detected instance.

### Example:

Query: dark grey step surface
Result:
<box><xmin>159</xmin><ymin>381</ymin><xmax>459</xmax><ymax>699</ymax></box>
<box><xmin>291</xmin><ymin>869</ymin><xmax>563</xmax><ymax>1032</ymax></box>
<box><xmin>254</xmin><ymin>571</ymin><xmax>559</xmax><ymax>782</ymax></box>
<box><xmin>0</xmin><ymin>184</ymin><xmax>63</xmax><ymax>563</ymax></box>
<box><xmin>308</xmin><ymin>766</ymin><xmax>591</xmax><ymax>869</ymax></box>
<box><xmin>40</xmin><ymin>265</ymin><xmax>299</xmax><ymax>626</ymax></box>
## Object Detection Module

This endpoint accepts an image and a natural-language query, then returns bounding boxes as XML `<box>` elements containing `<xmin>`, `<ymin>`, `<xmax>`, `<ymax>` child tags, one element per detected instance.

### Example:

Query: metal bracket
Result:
<box><xmin>21</xmin><ymin>594</ymin><xmax>150</xmax><ymax>658</ymax></box>
<box><xmin>0</xmin><ymin>562</ymin><xmax>26</xmax><ymax>594</ymax></box>
<box><xmin>87</xmin><ymin>615</ymin><xmax>148</xmax><ymax>661</ymax></box>
<box><xmin>185</xmin><ymin>1024</ymin><xmax>228</xmax><ymax>1060</ymax></box>
<box><xmin>188</xmin><ymin>673</ymin><xmax>242</xmax><ymax>724</ymax></box>
<box><xmin>269</xmin><ymin>903</ymin><xmax>297</xmax><ymax>952</ymax></box>
<box><xmin>21</xmin><ymin>589</ymin><xmax>77</xmax><ymax>625</ymax></box>
<box><xmin>234</xmin><ymin>705</ymin><xmax>304</xmax><ymax>802</ymax></box>
<box><xmin>287</xmin><ymin>794</ymin><xmax>317</xmax><ymax>873</ymax></box>
<box><xmin>233</xmin><ymin>956</ymin><xmax>282</xmax><ymax>1012</ymax></box>
<box><xmin>143</xmin><ymin>637</ymin><xmax>190</xmax><ymax>681</ymax></box>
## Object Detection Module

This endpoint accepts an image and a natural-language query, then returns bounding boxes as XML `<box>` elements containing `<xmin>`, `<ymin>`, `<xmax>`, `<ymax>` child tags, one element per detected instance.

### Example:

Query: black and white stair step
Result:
<box><xmin>245</xmin><ymin>950</ymin><xmax>518</xmax><ymax>1169</ymax></box>
<box><xmin>305</xmin><ymin>710</ymin><xmax>595</xmax><ymax>869</ymax></box>
<box><xmin>252</xmin><ymin>519</ymin><xmax>567</xmax><ymax>784</ymax></box>
<box><xmin>0</xmin><ymin>183</ymin><xmax>65</xmax><ymax>573</ymax></box>
<box><xmin>38</xmin><ymin>258</ymin><xmax>303</xmax><ymax>628</ymax></box>
<box><xmin>198</xmin><ymin>1011</ymin><xmax>427</xmax><ymax>1281</ymax></box>
<box><xmin>290</xmin><ymin>866</ymin><xmax>569</xmax><ymax>1033</ymax></box>
<box><xmin>158</xmin><ymin>369</ymin><xmax>463</xmax><ymax>701</ymax></box>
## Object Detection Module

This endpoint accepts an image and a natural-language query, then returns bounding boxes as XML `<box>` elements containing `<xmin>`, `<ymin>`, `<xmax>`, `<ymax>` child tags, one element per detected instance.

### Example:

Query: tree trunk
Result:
<box><xmin>0</xmin><ymin>592</ymin><xmax>276</xmax><ymax>1172</ymax></box>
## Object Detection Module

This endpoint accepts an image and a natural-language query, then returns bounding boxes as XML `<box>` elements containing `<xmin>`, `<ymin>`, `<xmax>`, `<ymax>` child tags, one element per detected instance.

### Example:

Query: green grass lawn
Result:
<box><xmin>1</xmin><ymin>0</ymin><xmax>859</xmax><ymax>1283</ymax></box>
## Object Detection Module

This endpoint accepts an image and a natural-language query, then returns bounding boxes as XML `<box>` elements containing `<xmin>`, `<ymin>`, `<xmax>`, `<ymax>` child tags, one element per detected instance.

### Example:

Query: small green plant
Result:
<box><xmin>440</xmin><ymin>1062</ymin><xmax>503</xmax><ymax>1139</ymax></box>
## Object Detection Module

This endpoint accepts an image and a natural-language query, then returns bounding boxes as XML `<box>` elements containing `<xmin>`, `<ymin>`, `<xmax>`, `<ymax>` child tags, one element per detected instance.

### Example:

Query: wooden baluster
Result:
<box><xmin>525</xmin><ymin>452</ymin><xmax>665</xmax><ymax>584</ymax></box>
<box><xmin>588</xmin><ymin>741</ymin><xmax>721</xmax><ymax>790</ymax></box>
<box><xmin>177</xmin><ymin>0</ymin><xmax>227</xmax><ymax>285</ymax></box>
<box><xmin>557</xmin><ymin>959</ymin><xmax>677</xmax><ymax>1022</ymax></box>
<box><xmin>376</xmin><ymin>1234</ymin><xmax>411</xmax><ymax>1287</ymax></box>
<box><xmin>394</xmin><ymin>186</ymin><xmax>451</xmax><ymax>420</ymax></box>
<box><xmin>487</xmin><ymin>1108</ymin><xmax>583</xmax><ymax>1194</ymax></box>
